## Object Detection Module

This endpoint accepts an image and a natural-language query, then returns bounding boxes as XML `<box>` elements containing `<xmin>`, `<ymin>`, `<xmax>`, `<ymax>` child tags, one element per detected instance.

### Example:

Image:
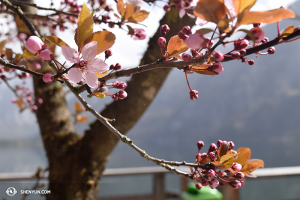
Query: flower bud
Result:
<box><xmin>201</xmin><ymin>179</ymin><xmax>208</xmax><ymax>186</ymax></box>
<box><xmin>117</xmin><ymin>90</ymin><xmax>127</xmax><ymax>100</ymax></box>
<box><xmin>228</xmin><ymin>180</ymin><xmax>241</xmax><ymax>189</ymax></box>
<box><xmin>249</xmin><ymin>27</ymin><xmax>265</xmax><ymax>43</ymax></box>
<box><xmin>178</xmin><ymin>30</ymin><xmax>188</xmax><ymax>40</ymax></box>
<box><xmin>207</xmin><ymin>63</ymin><xmax>224</xmax><ymax>75</ymax></box>
<box><xmin>160</xmin><ymin>24</ymin><xmax>170</xmax><ymax>37</ymax></box>
<box><xmin>234</xmin><ymin>38</ymin><xmax>249</xmax><ymax>50</ymax></box>
<box><xmin>195</xmin><ymin>183</ymin><xmax>202</xmax><ymax>190</ymax></box>
<box><xmin>157</xmin><ymin>37</ymin><xmax>166</xmax><ymax>47</ymax></box>
<box><xmin>43</xmin><ymin>72</ymin><xmax>54</xmax><ymax>83</ymax></box>
<box><xmin>219</xmin><ymin>181</ymin><xmax>226</xmax><ymax>187</ymax></box>
<box><xmin>114</xmin><ymin>63</ymin><xmax>121</xmax><ymax>70</ymax></box>
<box><xmin>267</xmin><ymin>46</ymin><xmax>275</xmax><ymax>54</ymax></box>
<box><xmin>248</xmin><ymin>59</ymin><xmax>255</xmax><ymax>65</ymax></box>
<box><xmin>195</xmin><ymin>153</ymin><xmax>201</xmax><ymax>160</ymax></box>
<box><xmin>208</xmin><ymin>143</ymin><xmax>217</xmax><ymax>152</ymax></box>
<box><xmin>241</xmin><ymin>57</ymin><xmax>247</xmax><ymax>63</ymax></box>
<box><xmin>231</xmin><ymin>52</ymin><xmax>240</xmax><ymax>59</ymax></box>
<box><xmin>233</xmin><ymin>172</ymin><xmax>245</xmax><ymax>180</ymax></box>
<box><xmin>209</xmin><ymin>179</ymin><xmax>219</xmax><ymax>189</ymax></box>
<box><xmin>110</xmin><ymin>64</ymin><xmax>115</xmax><ymax>70</ymax></box>
<box><xmin>105</xmin><ymin>5</ymin><xmax>111</xmax><ymax>11</ymax></box>
<box><xmin>190</xmin><ymin>90</ymin><xmax>199</xmax><ymax>100</ymax></box>
<box><xmin>163</xmin><ymin>4</ymin><xmax>171</xmax><ymax>12</ymax></box>
<box><xmin>197</xmin><ymin>141</ymin><xmax>204</xmax><ymax>150</ymax></box>
<box><xmin>217</xmin><ymin>140</ymin><xmax>223</xmax><ymax>147</ymax></box>
<box><xmin>182</xmin><ymin>26</ymin><xmax>192</xmax><ymax>35</ymax></box>
<box><xmin>40</xmin><ymin>49</ymin><xmax>53</xmax><ymax>61</ymax></box>
<box><xmin>239</xmin><ymin>49</ymin><xmax>246</xmax><ymax>57</ymax></box>
<box><xmin>208</xmin><ymin>169</ymin><xmax>216</xmax><ymax>178</ymax></box>
<box><xmin>232</xmin><ymin>162</ymin><xmax>242</xmax><ymax>171</ymax></box>
<box><xmin>228</xmin><ymin>141</ymin><xmax>235</xmax><ymax>149</ymax></box>
<box><xmin>182</xmin><ymin>53</ymin><xmax>192</xmax><ymax>61</ymax></box>
<box><xmin>213</xmin><ymin>52</ymin><xmax>224</xmax><ymax>62</ymax></box>
<box><xmin>208</xmin><ymin>152</ymin><xmax>215</xmax><ymax>160</ymax></box>
<box><xmin>25</xmin><ymin>36</ymin><xmax>44</xmax><ymax>53</ymax></box>
<box><xmin>190</xmin><ymin>49</ymin><xmax>199</xmax><ymax>57</ymax></box>
<box><xmin>105</xmin><ymin>49</ymin><xmax>112</xmax><ymax>58</ymax></box>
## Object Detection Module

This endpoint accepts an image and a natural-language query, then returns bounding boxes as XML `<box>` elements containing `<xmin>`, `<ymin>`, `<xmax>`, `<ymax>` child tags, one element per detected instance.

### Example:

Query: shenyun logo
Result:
<box><xmin>6</xmin><ymin>187</ymin><xmax>17</xmax><ymax>196</ymax></box>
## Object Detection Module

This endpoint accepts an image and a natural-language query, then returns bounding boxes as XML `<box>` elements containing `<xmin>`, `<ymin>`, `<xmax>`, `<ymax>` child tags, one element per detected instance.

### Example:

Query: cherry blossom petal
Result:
<box><xmin>88</xmin><ymin>58</ymin><xmax>108</xmax><ymax>73</ymax></box>
<box><xmin>84</xmin><ymin>72</ymin><xmax>98</xmax><ymax>88</ymax></box>
<box><xmin>61</xmin><ymin>46</ymin><xmax>80</xmax><ymax>63</ymax></box>
<box><xmin>196</xmin><ymin>18</ymin><xmax>208</xmax><ymax>26</ymax></box>
<box><xmin>82</xmin><ymin>41</ymin><xmax>98</xmax><ymax>61</ymax></box>
<box><xmin>179</xmin><ymin>9</ymin><xmax>186</xmax><ymax>18</ymax></box>
<box><xmin>68</xmin><ymin>68</ymin><xmax>82</xmax><ymax>83</ymax></box>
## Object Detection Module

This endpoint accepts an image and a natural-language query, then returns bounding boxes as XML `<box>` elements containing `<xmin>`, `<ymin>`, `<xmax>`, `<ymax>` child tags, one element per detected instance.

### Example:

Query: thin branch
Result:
<box><xmin>9</xmin><ymin>0</ymin><xmax>122</xmax><ymax>25</ymax></box>
<box><xmin>0</xmin><ymin>57</ymin><xmax>44</xmax><ymax>78</ymax></box>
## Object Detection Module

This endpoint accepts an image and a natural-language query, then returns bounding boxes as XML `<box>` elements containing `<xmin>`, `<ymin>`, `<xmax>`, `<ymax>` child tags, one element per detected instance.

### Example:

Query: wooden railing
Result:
<box><xmin>0</xmin><ymin>166</ymin><xmax>300</xmax><ymax>200</ymax></box>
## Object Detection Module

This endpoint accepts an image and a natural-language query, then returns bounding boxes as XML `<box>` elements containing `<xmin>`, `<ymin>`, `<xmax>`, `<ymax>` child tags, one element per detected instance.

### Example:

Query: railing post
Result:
<box><xmin>181</xmin><ymin>176</ymin><xmax>188</xmax><ymax>192</ymax></box>
<box><xmin>222</xmin><ymin>184</ymin><xmax>239</xmax><ymax>200</ymax></box>
<box><xmin>153</xmin><ymin>173</ymin><xmax>165</xmax><ymax>200</ymax></box>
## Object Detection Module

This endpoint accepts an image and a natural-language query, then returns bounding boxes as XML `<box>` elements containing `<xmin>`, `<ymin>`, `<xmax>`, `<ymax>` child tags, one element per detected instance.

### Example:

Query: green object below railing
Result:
<box><xmin>182</xmin><ymin>183</ymin><xmax>223</xmax><ymax>200</ymax></box>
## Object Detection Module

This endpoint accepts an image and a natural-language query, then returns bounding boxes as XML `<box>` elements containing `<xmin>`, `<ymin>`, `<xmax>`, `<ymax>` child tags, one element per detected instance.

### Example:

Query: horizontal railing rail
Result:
<box><xmin>0</xmin><ymin>166</ymin><xmax>300</xmax><ymax>200</ymax></box>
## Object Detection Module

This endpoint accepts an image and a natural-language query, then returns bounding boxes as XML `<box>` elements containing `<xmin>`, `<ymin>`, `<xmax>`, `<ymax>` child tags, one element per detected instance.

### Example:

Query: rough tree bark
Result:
<box><xmin>18</xmin><ymin>1</ymin><xmax>195</xmax><ymax>199</ymax></box>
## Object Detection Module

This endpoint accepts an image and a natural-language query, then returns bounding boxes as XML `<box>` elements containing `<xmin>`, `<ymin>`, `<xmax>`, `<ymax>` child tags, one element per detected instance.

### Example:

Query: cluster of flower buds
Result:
<box><xmin>92</xmin><ymin>80</ymin><xmax>127</xmax><ymax>100</ymax></box>
<box><xmin>157</xmin><ymin>24</ymin><xmax>170</xmax><ymax>49</ymax></box>
<box><xmin>109</xmin><ymin>63</ymin><xmax>122</xmax><ymax>71</ymax></box>
<box><xmin>60</xmin><ymin>0</ymin><xmax>82</xmax><ymax>13</ymax></box>
<box><xmin>11</xmin><ymin>85</ymin><xmax>43</xmax><ymax>111</ymax></box>
<box><xmin>192</xmin><ymin>140</ymin><xmax>246</xmax><ymax>190</ymax></box>
<box><xmin>105</xmin><ymin>49</ymin><xmax>113</xmax><ymax>59</ymax></box>
<box><xmin>25</xmin><ymin>36</ymin><xmax>53</xmax><ymax>62</ymax></box>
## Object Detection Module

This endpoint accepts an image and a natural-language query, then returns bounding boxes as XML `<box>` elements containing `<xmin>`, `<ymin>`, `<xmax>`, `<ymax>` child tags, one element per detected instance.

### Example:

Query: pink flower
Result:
<box><xmin>131</xmin><ymin>29</ymin><xmax>147</xmax><ymax>40</ymax></box>
<box><xmin>43</xmin><ymin>72</ymin><xmax>54</xmax><ymax>83</ymax></box>
<box><xmin>185</xmin><ymin>33</ymin><xmax>205</xmax><ymax>49</ymax></box>
<box><xmin>25</xmin><ymin>36</ymin><xmax>44</xmax><ymax>53</ymax></box>
<box><xmin>40</xmin><ymin>49</ymin><xmax>53</xmax><ymax>61</ymax></box>
<box><xmin>61</xmin><ymin>41</ymin><xmax>108</xmax><ymax>88</ymax></box>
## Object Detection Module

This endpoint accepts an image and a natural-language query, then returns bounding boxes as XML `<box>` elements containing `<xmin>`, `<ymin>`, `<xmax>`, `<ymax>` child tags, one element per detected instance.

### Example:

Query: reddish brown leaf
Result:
<box><xmin>76</xmin><ymin>115</ymin><xmax>88</xmax><ymax>123</ymax></box>
<box><xmin>5</xmin><ymin>48</ymin><xmax>13</xmax><ymax>60</ymax></box>
<box><xmin>217</xmin><ymin>141</ymin><xmax>229</xmax><ymax>161</ymax></box>
<box><xmin>282</xmin><ymin>25</ymin><xmax>294</xmax><ymax>37</ymax></box>
<box><xmin>124</xmin><ymin>3</ymin><xmax>134</xmax><ymax>20</ymax></box>
<box><xmin>0</xmin><ymin>39</ymin><xmax>7</xmax><ymax>53</ymax></box>
<box><xmin>233</xmin><ymin>0</ymin><xmax>257</xmax><ymax>15</ymax></box>
<box><xmin>193</xmin><ymin>64</ymin><xmax>216</xmax><ymax>76</ymax></box>
<box><xmin>76</xmin><ymin>3</ymin><xmax>94</xmax><ymax>52</ymax></box>
<box><xmin>96</xmin><ymin>70</ymin><xmax>108</xmax><ymax>78</ymax></box>
<box><xmin>196</xmin><ymin>28</ymin><xmax>214</xmax><ymax>35</ymax></box>
<box><xmin>128</xmin><ymin>10</ymin><xmax>150</xmax><ymax>23</ymax></box>
<box><xmin>219</xmin><ymin>154</ymin><xmax>235</xmax><ymax>168</ymax></box>
<box><xmin>235</xmin><ymin>147</ymin><xmax>251</xmax><ymax>166</ymax></box>
<box><xmin>241</xmin><ymin>159</ymin><xmax>264</xmax><ymax>175</ymax></box>
<box><xmin>193</xmin><ymin>0</ymin><xmax>226</xmax><ymax>24</ymax></box>
<box><xmin>238</xmin><ymin>8</ymin><xmax>295</xmax><ymax>25</ymax></box>
<box><xmin>200</xmin><ymin>155</ymin><xmax>210</xmax><ymax>164</ymax></box>
<box><xmin>85</xmin><ymin>30</ymin><xmax>116</xmax><ymax>55</ymax></box>
<box><xmin>117</xmin><ymin>0</ymin><xmax>125</xmax><ymax>17</ymax></box>
<box><xmin>45</xmin><ymin>36</ymin><xmax>69</xmax><ymax>47</ymax></box>
<box><xmin>15</xmin><ymin>99</ymin><xmax>23</xmax><ymax>109</ymax></box>
<box><xmin>14</xmin><ymin>15</ymin><xmax>31</xmax><ymax>35</ymax></box>
<box><xmin>74</xmin><ymin>101</ymin><xmax>85</xmax><ymax>113</ymax></box>
<box><xmin>167</xmin><ymin>35</ymin><xmax>187</xmax><ymax>57</ymax></box>
<box><xmin>211</xmin><ymin>161</ymin><xmax>225</xmax><ymax>168</ymax></box>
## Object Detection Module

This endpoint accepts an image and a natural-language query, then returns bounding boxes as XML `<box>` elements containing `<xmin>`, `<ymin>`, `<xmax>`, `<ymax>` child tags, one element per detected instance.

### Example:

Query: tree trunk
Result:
<box><xmin>18</xmin><ymin>1</ymin><xmax>195</xmax><ymax>199</ymax></box>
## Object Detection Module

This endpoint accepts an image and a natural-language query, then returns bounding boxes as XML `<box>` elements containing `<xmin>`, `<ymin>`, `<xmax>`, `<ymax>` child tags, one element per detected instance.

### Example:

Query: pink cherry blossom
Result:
<box><xmin>61</xmin><ymin>41</ymin><xmax>108</xmax><ymax>88</ymax></box>
<box><xmin>25</xmin><ymin>36</ymin><xmax>44</xmax><ymax>53</ymax></box>
<box><xmin>185</xmin><ymin>33</ymin><xmax>205</xmax><ymax>49</ymax></box>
